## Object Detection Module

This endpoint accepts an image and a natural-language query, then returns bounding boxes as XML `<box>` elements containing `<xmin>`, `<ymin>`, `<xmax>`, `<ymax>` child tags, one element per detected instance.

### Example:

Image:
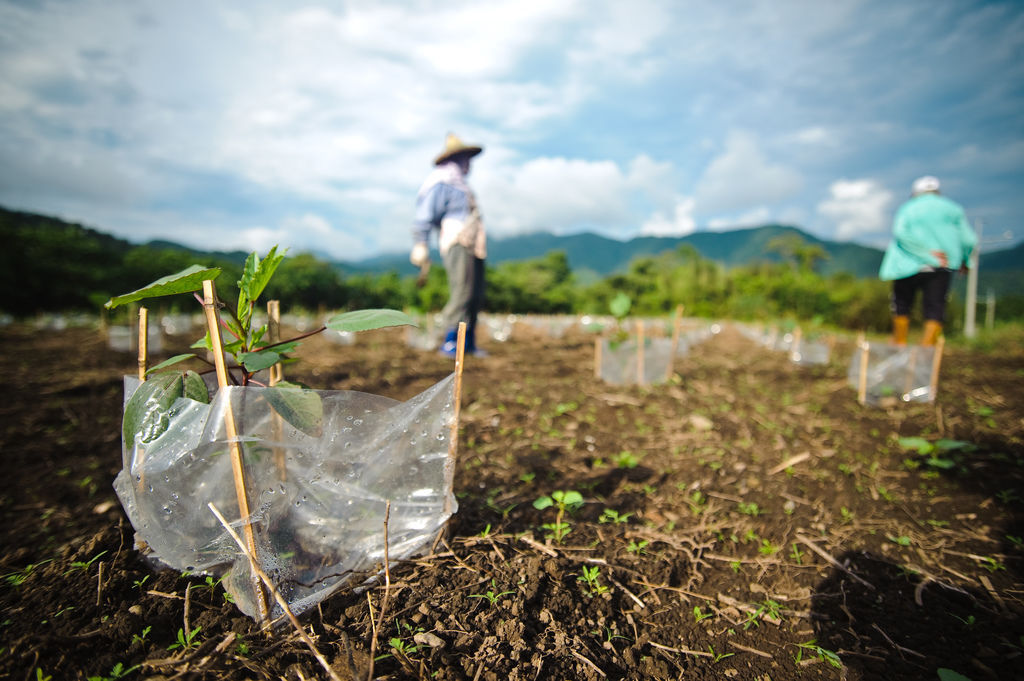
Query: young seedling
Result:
<box><xmin>737</xmin><ymin>501</ymin><xmax>761</xmax><ymax>517</ymax></box>
<box><xmin>614</xmin><ymin>451</ymin><xmax>640</xmax><ymax>469</ymax></box>
<box><xmin>743</xmin><ymin>599</ymin><xmax>782</xmax><ymax>629</ymax></box>
<box><xmin>468</xmin><ymin>578</ymin><xmax>514</xmax><ymax>607</ymax></box>
<box><xmin>167</xmin><ymin>626</ymin><xmax>202</xmax><ymax>651</ymax></box>
<box><xmin>794</xmin><ymin>640</ymin><xmax>842</xmax><ymax>668</ymax></box>
<box><xmin>65</xmin><ymin>551</ymin><xmax>107</xmax><ymax>576</ymax></box>
<box><xmin>707</xmin><ymin>645</ymin><xmax>734</xmax><ymax>663</ymax></box>
<box><xmin>131</xmin><ymin>625</ymin><xmax>152</xmax><ymax>644</ymax></box>
<box><xmin>4</xmin><ymin>559</ymin><xmax>52</xmax><ymax>587</ymax></box>
<box><xmin>600</xmin><ymin>508</ymin><xmax>631</xmax><ymax>524</ymax></box>
<box><xmin>693</xmin><ymin>605</ymin><xmax>713</xmax><ymax>623</ymax></box>
<box><xmin>533</xmin><ymin>490</ymin><xmax>583</xmax><ymax>544</ymax></box>
<box><xmin>578</xmin><ymin>565</ymin><xmax>609</xmax><ymax>596</ymax></box>
<box><xmin>86</xmin><ymin>662</ymin><xmax>141</xmax><ymax>681</ymax></box>
<box><xmin>626</xmin><ymin>539</ymin><xmax>649</xmax><ymax>555</ymax></box>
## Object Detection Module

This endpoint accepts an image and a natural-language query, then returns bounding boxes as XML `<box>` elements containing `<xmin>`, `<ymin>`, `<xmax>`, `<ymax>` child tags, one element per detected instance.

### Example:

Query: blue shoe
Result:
<box><xmin>439</xmin><ymin>328</ymin><xmax>458</xmax><ymax>357</ymax></box>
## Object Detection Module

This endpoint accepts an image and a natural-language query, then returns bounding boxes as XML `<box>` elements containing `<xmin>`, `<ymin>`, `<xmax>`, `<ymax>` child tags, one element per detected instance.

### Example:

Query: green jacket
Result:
<box><xmin>878</xmin><ymin>193</ymin><xmax>977</xmax><ymax>281</ymax></box>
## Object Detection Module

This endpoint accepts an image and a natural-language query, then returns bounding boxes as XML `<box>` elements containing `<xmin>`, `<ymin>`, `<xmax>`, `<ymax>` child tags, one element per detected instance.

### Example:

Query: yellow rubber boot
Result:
<box><xmin>922</xmin><ymin>320</ymin><xmax>943</xmax><ymax>346</ymax></box>
<box><xmin>892</xmin><ymin>315</ymin><xmax>910</xmax><ymax>346</ymax></box>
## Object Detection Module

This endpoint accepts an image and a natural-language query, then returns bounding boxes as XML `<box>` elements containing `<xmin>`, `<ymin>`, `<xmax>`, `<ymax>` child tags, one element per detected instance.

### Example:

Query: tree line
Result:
<box><xmin>7</xmin><ymin>208</ymin><xmax>1013</xmax><ymax>333</ymax></box>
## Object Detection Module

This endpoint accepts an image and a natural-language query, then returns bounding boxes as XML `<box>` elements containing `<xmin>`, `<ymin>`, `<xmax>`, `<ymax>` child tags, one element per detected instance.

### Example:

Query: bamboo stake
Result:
<box><xmin>202</xmin><ymin>280</ymin><xmax>269</xmax><ymax>623</ymax></box>
<box><xmin>594</xmin><ymin>337</ymin><xmax>602</xmax><ymax>379</ymax></box>
<box><xmin>443</xmin><ymin>322</ymin><xmax>467</xmax><ymax>517</ymax></box>
<box><xmin>636</xmin><ymin>320</ymin><xmax>645</xmax><ymax>386</ymax></box>
<box><xmin>857</xmin><ymin>340</ymin><xmax>869</xmax><ymax>405</ymax></box>
<box><xmin>137</xmin><ymin>307</ymin><xmax>148</xmax><ymax>381</ymax></box>
<box><xmin>792</xmin><ymin>326</ymin><xmax>802</xmax><ymax>357</ymax></box>
<box><xmin>667</xmin><ymin>305</ymin><xmax>684</xmax><ymax>381</ymax></box>
<box><xmin>267</xmin><ymin>300</ymin><xmax>287</xmax><ymax>481</ymax></box>
<box><xmin>928</xmin><ymin>336</ymin><xmax>945</xmax><ymax>402</ymax></box>
<box><xmin>267</xmin><ymin>300</ymin><xmax>282</xmax><ymax>385</ymax></box>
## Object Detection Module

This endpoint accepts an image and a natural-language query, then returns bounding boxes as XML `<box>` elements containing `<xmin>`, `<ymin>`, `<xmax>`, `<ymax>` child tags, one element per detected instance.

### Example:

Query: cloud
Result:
<box><xmin>640</xmin><ymin>198</ymin><xmax>696</xmax><ymax>237</ymax></box>
<box><xmin>694</xmin><ymin>131</ymin><xmax>803</xmax><ymax>216</ymax></box>
<box><xmin>817</xmin><ymin>179</ymin><xmax>894</xmax><ymax>240</ymax></box>
<box><xmin>707</xmin><ymin>206</ymin><xmax>773</xmax><ymax>231</ymax></box>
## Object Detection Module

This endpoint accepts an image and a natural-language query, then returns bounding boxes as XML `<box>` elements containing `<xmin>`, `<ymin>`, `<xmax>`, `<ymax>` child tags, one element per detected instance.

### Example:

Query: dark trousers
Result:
<box><xmin>891</xmin><ymin>270</ymin><xmax>952</xmax><ymax>322</ymax></box>
<box><xmin>441</xmin><ymin>244</ymin><xmax>486</xmax><ymax>346</ymax></box>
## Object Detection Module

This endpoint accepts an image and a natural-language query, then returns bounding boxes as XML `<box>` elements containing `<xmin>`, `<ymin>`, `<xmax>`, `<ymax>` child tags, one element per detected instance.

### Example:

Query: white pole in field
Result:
<box><xmin>985</xmin><ymin>289</ymin><xmax>995</xmax><ymax>331</ymax></box>
<box><xmin>964</xmin><ymin>220</ymin><xmax>981</xmax><ymax>339</ymax></box>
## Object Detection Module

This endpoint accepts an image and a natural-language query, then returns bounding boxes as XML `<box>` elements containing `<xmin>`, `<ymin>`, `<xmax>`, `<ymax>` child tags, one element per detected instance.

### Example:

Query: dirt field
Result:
<box><xmin>1</xmin><ymin>318</ymin><xmax>1022</xmax><ymax>681</ymax></box>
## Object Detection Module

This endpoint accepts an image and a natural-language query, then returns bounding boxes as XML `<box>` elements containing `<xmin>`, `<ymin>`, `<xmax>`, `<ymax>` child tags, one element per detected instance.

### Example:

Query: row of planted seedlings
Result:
<box><xmin>105</xmin><ymin>248</ymin><xmax>468</xmax><ymax>676</ymax></box>
<box><xmin>594</xmin><ymin>298</ymin><xmax>718</xmax><ymax>386</ymax></box>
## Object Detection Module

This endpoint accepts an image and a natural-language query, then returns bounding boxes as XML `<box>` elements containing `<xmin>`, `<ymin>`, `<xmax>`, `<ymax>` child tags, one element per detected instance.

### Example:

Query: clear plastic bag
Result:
<box><xmin>847</xmin><ymin>344</ymin><xmax>940</xmax><ymax>406</ymax></box>
<box><xmin>597</xmin><ymin>337</ymin><xmax>675</xmax><ymax>385</ymax></box>
<box><xmin>114</xmin><ymin>374</ymin><xmax>457</xmax><ymax>621</ymax></box>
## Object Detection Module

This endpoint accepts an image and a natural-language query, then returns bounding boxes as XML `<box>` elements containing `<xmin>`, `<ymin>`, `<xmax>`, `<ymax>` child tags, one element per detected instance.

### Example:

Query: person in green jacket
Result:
<box><xmin>878</xmin><ymin>176</ymin><xmax>977</xmax><ymax>346</ymax></box>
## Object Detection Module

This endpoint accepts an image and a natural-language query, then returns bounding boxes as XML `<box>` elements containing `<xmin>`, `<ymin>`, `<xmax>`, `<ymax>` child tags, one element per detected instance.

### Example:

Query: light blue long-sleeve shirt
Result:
<box><xmin>878</xmin><ymin>193</ymin><xmax>977</xmax><ymax>281</ymax></box>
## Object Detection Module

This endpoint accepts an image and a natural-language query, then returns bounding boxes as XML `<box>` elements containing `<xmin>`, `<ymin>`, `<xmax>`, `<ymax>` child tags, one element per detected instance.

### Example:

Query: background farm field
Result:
<box><xmin>1</xmin><ymin>320</ymin><xmax>1022</xmax><ymax>681</ymax></box>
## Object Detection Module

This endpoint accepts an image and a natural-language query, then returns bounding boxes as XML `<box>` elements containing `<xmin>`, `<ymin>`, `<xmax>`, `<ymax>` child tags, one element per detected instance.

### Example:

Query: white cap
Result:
<box><xmin>912</xmin><ymin>175</ymin><xmax>940</xmax><ymax>196</ymax></box>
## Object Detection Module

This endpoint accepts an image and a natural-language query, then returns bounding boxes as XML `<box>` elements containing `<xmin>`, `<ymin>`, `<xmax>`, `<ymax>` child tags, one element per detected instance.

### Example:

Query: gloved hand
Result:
<box><xmin>410</xmin><ymin>242</ymin><xmax>430</xmax><ymax>267</ymax></box>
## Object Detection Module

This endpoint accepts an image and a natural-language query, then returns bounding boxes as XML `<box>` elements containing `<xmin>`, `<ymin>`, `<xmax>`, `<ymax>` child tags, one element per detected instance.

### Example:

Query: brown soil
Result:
<box><xmin>1</xmin><ymin>320</ymin><xmax>1022</xmax><ymax>681</ymax></box>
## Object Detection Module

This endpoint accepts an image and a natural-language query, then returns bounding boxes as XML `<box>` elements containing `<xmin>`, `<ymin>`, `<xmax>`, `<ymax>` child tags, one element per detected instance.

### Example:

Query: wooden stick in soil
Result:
<box><xmin>928</xmin><ymin>335</ymin><xmax>945</xmax><ymax>402</ymax></box>
<box><xmin>791</xmin><ymin>326</ymin><xmax>802</xmax><ymax>361</ymax></box>
<box><xmin>201</xmin><ymin>280</ymin><xmax>269</xmax><ymax>623</ymax></box>
<box><xmin>666</xmin><ymin>304</ymin><xmax>684</xmax><ymax>382</ymax></box>
<box><xmin>267</xmin><ymin>300</ymin><xmax>287</xmax><ymax>482</ymax></box>
<box><xmin>208</xmin><ymin>503</ymin><xmax>343</xmax><ymax>681</ymax></box>
<box><xmin>857</xmin><ymin>340</ymin><xmax>869</xmax><ymax>405</ymax></box>
<box><xmin>636</xmin><ymin>319</ymin><xmax>645</xmax><ymax>386</ymax></box>
<box><xmin>443</xmin><ymin>323</ymin><xmax>467</xmax><ymax>517</ymax></box>
<box><xmin>594</xmin><ymin>337</ymin><xmax>602</xmax><ymax>379</ymax></box>
<box><xmin>137</xmin><ymin>307</ymin><xmax>148</xmax><ymax>381</ymax></box>
<box><xmin>366</xmin><ymin>500</ymin><xmax>393</xmax><ymax>681</ymax></box>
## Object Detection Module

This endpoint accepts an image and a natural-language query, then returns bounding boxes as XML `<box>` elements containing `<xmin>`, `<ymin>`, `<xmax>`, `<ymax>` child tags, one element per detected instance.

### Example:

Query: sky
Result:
<box><xmin>1</xmin><ymin>0</ymin><xmax>1022</xmax><ymax>262</ymax></box>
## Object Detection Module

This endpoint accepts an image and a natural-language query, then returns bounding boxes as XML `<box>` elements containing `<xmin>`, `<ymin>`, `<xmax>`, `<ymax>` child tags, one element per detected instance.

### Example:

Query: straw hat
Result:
<box><xmin>434</xmin><ymin>133</ymin><xmax>483</xmax><ymax>165</ymax></box>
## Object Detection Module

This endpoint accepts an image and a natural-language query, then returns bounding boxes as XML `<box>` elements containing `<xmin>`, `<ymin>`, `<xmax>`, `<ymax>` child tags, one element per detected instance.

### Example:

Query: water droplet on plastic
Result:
<box><xmin>353</xmin><ymin>418</ymin><xmax>363</xmax><ymax>426</ymax></box>
<box><xmin>436</xmin><ymin>433</ymin><xmax>446</xmax><ymax>441</ymax></box>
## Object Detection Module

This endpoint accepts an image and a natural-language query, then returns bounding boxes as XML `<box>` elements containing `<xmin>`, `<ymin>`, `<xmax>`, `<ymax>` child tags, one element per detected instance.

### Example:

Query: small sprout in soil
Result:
<box><xmin>600</xmin><ymin>509</ymin><xmax>631</xmax><ymax>524</ymax></box>
<box><xmin>693</xmin><ymin>606</ymin><xmax>713</xmax><ymax>623</ymax></box>
<box><xmin>519</xmin><ymin>472</ymin><xmax>536</xmax><ymax>484</ymax></box>
<box><xmin>236</xmin><ymin>639</ymin><xmax>250</xmax><ymax>656</ymax></box>
<box><xmin>790</xmin><ymin>543</ymin><xmax>805</xmax><ymax>565</ymax></box>
<box><xmin>626</xmin><ymin>539</ymin><xmax>649</xmax><ymax>555</ymax></box>
<box><xmin>706</xmin><ymin>645</ymin><xmax>734</xmax><ymax>663</ymax></box>
<box><xmin>614</xmin><ymin>451</ymin><xmax>641</xmax><ymax>469</ymax></box>
<box><xmin>132</xmin><ymin>625</ymin><xmax>152</xmax><ymax>644</ymax></box>
<box><xmin>743</xmin><ymin>599</ymin><xmax>782</xmax><ymax>629</ymax></box>
<box><xmin>578</xmin><ymin>565</ymin><xmax>609</xmax><ymax>597</ymax></box>
<box><xmin>997</xmin><ymin>489</ymin><xmax>1021</xmax><ymax>505</ymax></box>
<box><xmin>468</xmin><ymin>578</ymin><xmax>514</xmax><ymax>607</ymax></box>
<box><xmin>534</xmin><ymin>490</ymin><xmax>583</xmax><ymax>544</ymax></box>
<box><xmin>35</xmin><ymin>670</ymin><xmax>52</xmax><ymax>681</ymax></box>
<box><xmin>737</xmin><ymin>501</ymin><xmax>761</xmax><ymax>517</ymax></box>
<box><xmin>1007</xmin><ymin>534</ymin><xmax>1024</xmax><ymax>549</ymax></box>
<box><xmin>65</xmin><ymin>550</ymin><xmax>107</xmax><ymax>576</ymax></box>
<box><xmin>759</xmin><ymin>539</ymin><xmax>780</xmax><ymax>555</ymax></box>
<box><xmin>477</xmin><ymin>523</ymin><xmax>493</xmax><ymax>538</ymax></box>
<box><xmin>840</xmin><ymin>506</ymin><xmax>855</xmax><ymax>523</ymax></box>
<box><xmin>86</xmin><ymin>661</ymin><xmax>141</xmax><ymax>681</ymax></box>
<box><xmin>167</xmin><ymin>626</ymin><xmax>202</xmax><ymax>651</ymax></box>
<box><xmin>686</xmin><ymin>490</ymin><xmax>706</xmax><ymax>515</ymax></box>
<box><xmin>729</xmin><ymin>561</ymin><xmax>742</xmax><ymax>573</ymax></box>
<box><xmin>794</xmin><ymin>640</ymin><xmax>842</xmax><ymax>668</ymax></box>
<box><xmin>887</xmin><ymin>535</ymin><xmax>912</xmax><ymax>547</ymax></box>
<box><xmin>981</xmin><ymin>556</ymin><xmax>1006</xmax><ymax>573</ymax></box>
<box><xmin>4</xmin><ymin>559</ymin><xmax>52</xmax><ymax>587</ymax></box>
<box><xmin>131</xmin><ymin>575</ymin><xmax>150</xmax><ymax>590</ymax></box>
<box><xmin>951</xmin><ymin>613</ymin><xmax>976</xmax><ymax>628</ymax></box>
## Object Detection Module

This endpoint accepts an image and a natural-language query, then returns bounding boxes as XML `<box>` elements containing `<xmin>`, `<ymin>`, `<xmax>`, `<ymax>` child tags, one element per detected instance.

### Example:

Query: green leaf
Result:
<box><xmin>145</xmin><ymin>354</ymin><xmax>197</xmax><ymax>375</ymax></box>
<box><xmin>263</xmin><ymin>382</ymin><xmax>323</xmax><ymax>437</ymax></box>
<box><xmin>238</xmin><ymin>350</ymin><xmax>281</xmax><ymax>372</ymax></box>
<box><xmin>105</xmin><ymin>265</ymin><xmax>221</xmax><ymax>309</ymax></box>
<box><xmin>183</xmin><ymin>371</ymin><xmax>209</xmax><ymax>404</ymax></box>
<box><xmin>123</xmin><ymin>373</ymin><xmax>184</xmax><ymax>449</ymax></box>
<box><xmin>609</xmin><ymin>292</ymin><xmax>631</xmax><ymax>319</ymax></box>
<box><xmin>925</xmin><ymin>457</ymin><xmax>956</xmax><ymax>470</ymax></box>
<box><xmin>260</xmin><ymin>340</ymin><xmax>300</xmax><ymax>354</ymax></box>
<box><xmin>191</xmin><ymin>332</ymin><xmax>212</xmax><ymax>351</ymax></box>
<box><xmin>937</xmin><ymin>669</ymin><xmax>973</xmax><ymax>681</ymax></box>
<box><xmin>238</xmin><ymin>246</ymin><xmax>285</xmax><ymax>306</ymax></box>
<box><xmin>935</xmin><ymin>439</ymin><xmax>975</xmax><ymax>452</ymax></box>
<box><xmin>326</xmin><ymin>309</ymin><xmax>417</xmax><ymax>333</ymax></box>
<box><xmin>533</xmin><ymin>496</ymin><xmax>554</xmax><ymax>510</ymax></box>
<box><xmin>897</xmin><ymin>436</ymin><xmax>934</xmax><ymax>454</ymax></box>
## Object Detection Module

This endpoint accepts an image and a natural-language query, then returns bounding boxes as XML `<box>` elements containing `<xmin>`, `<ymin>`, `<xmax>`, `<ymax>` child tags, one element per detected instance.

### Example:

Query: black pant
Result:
<box><xmin>891</xmin><ymin>270</ymin><xmax>952</xmax><ymax>322</ymax></box>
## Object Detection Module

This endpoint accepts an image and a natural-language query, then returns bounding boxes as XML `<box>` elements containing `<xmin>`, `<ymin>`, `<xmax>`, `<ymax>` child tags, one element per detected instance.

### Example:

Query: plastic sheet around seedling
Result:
<box><xmin>114</xmin><ymin>373</ymin><xmax>457</xmax><ymax>621</ymax></box>
<box><xmin>847</xmin><ymin>344</ymin><xmax>939</xmax><ymax>406</ymax></box>
<box><xmin>108</xmin><ymin>325</ymin><xmax>163</xmax><ymax>354</ymax></box>
<box><xmin>481</xmin><ymin>314</ymin><xmax>514</xmax><ymax>342</ymax></box>
<box><xmin>790</xmin><ymin>340</ymin><xmax>830</xmax><ymax>366</ymax></box>
<box><xmin>598</xmin><ymin>336</ymin><xmax>675</xmax><ymax>385</ymax></box>
<box><xmin>325</xmin><ymin>328</ymin><xmax>355</xmax><ymax>345</ymax></box>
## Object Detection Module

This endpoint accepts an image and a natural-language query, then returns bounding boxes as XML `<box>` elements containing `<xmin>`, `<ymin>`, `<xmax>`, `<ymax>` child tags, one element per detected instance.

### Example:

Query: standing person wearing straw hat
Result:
<box><xmin>879</xmin><ymin>175</ymin><xmax>977</xmax><ymax>346</ymax></box>
<box><xmin>411</xmin><ymin>133</ymin><xmax>488</xmax><ymax>356</ymax></box>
